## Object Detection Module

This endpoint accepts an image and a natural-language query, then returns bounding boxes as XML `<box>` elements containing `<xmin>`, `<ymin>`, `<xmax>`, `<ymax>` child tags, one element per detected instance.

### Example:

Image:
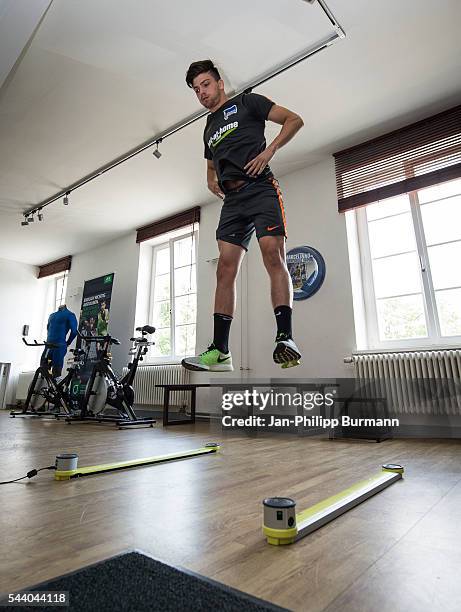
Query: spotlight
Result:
<box><xmin>63</xmin><ymin>192</ymin><xmax>70</xmax><ymax>205</ymax></box>
<box><xmin>28</xmin><ymin>214</ymin><xmax>34</xmax><ymax>223</ymax></box>
<box><xmin>152</xmin><ymin>141</ymin><xmax>162</xmax><ymax>159</ymax></box>
<box><xmin>38</xmin><ymin>209</ymin><xmax>44</xmax><ymax>221</ymax></box>
<box><xmin>21</xmin><ymin>217</ymin><xmax>29</xmax><ymax>227</ymax></box>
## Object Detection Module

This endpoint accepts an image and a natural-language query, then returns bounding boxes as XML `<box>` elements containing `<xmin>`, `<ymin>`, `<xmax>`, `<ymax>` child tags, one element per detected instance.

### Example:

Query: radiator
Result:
<box><xmin>1</xmin><ymin>363</ymin><xmax>11</xmax><ymax>408</ymax></box>
<box><xmin>347</xmin><ymin>350</ymin><xmax>461</xmax><ymax>416</ymax></box>
<box><xmin>121</xmin><ymin>364</ymin><xmax>190</xmax><ymax>407</ymax></box>
<box><xmin>15</xmin><ymin>370</ymin><xmax>34</xmax><ymax>402</ymax></box>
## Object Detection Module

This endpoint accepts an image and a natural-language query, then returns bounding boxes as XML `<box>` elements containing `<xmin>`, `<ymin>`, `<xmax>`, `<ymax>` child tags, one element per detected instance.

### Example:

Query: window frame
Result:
<box><xmin>356</xmin><ymin>186</ymin><xmax>461</xmax><ymax>350</ymax></box>
<box><xmin>147</xmin><ymin>229</ymin><xmax>198</xmax><ymax>364</ymax></box>
<box><xmin>54</xmin><ymin>273</ymin><xmax>68</xmax><ymax>311</ymax></box>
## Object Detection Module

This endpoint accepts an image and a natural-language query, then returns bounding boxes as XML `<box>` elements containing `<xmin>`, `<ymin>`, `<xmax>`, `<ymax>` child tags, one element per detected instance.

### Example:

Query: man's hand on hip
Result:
<box><xmin>244</xmin><ymin>147</ymin><xmax>275</xmax><ymax>178</ymax></box>
<box><xmin>208</xmin><ymin>181</ymin><xmax>225</xmax><ymax>199</ymax></box>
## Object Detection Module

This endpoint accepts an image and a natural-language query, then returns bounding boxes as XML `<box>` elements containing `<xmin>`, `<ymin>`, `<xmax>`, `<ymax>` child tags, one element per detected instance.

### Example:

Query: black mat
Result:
<box><xmin>1</xmin><ymin>550</ymin><xmax>289</xmax><ymax>612</ymax></box>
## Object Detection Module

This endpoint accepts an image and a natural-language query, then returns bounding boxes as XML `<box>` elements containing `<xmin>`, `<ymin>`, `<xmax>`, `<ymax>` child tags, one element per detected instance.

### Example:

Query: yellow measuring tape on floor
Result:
<box><xmin>263</xmin><ymin>464</ymin><xmax>404</xmax><ymax>545</ymax></box>
<box><xmin>54</xmin><ymin>443</ymin><xmax>220</xmax><ymax>480</ymax></box>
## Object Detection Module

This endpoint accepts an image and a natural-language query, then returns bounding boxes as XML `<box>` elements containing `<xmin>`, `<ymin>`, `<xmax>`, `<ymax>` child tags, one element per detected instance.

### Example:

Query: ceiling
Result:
<box><xmin>0</xmin><ymin>0</ymin><xmax>460</xmax><ymax>265</ymax></box>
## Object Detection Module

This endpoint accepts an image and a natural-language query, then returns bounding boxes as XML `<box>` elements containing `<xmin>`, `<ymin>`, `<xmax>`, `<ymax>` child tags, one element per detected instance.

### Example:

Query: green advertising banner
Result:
<box><xmin>71</xmin><ymin>273</ymin><xmax>115</xmax><ymax>399</ymax></box>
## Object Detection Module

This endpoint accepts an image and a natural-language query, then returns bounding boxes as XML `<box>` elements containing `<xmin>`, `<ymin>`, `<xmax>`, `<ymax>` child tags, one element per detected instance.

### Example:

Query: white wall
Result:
<box><xmin>0</xmin><ymin>0</ymin><xmax>52</xmax><ymax>88</ymax></box>
<box><xmin>0</xmin><ymin>256</ymin><xmax>49</xmax><ymax>405</ymax></box>
<box><xmin>134</xmin><ymin>241</ymin><xmax>153</xmax><ymax>333</ymax></box>
<box><xmin>66</xmin><ymin>232</ymin><xmax>140</xmax><ymax>375</ymax></box>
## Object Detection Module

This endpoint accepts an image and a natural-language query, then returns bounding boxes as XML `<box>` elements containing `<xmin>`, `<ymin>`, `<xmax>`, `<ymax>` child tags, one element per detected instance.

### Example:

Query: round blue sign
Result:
<box><xmin>287</xmin><ymin>246</ymin><xmax>326</xmax><ymax>300</ymax></box>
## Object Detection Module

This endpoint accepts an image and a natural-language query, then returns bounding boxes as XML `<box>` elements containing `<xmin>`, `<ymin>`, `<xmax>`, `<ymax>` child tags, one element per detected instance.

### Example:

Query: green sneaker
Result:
<box><xmin>181</xmin><ymin>344</ymin><xmax>233</xmax><ymax>372</ymax></box>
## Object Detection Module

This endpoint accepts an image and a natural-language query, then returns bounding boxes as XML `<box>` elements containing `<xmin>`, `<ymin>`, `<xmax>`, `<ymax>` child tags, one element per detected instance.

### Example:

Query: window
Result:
<box><xmin>55</xmin><ymin>273</ymin><xmax>68</xmax><ymax>311</ymax></box>
<box><xmin>356</xmin><ymin>177</ymin><xmax>461</xmax><ymax>348</ymax></box>
<box><xmin>149</xmin><ymin>232</ymin><xmax>197</xmax><ymax>361</ymax></box>
<box><xmin>39</xmin><ymin>272</ymin><xmax>68</xmax><ymax>341</ymax></box>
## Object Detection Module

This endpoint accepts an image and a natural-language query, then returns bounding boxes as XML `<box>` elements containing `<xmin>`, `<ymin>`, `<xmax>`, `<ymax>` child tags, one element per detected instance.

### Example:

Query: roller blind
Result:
<box><xmin>334</xmin><ymin>104</ymin><xmax>461</xmax><ymax>213</ymax></box>
<box><xmin>38</xmin><ymin>256</ymin><xmax>72</xmax><ymax>279</ymax></box>
<box><xmin>136</xmin><ymin>206</ymin><xmax>200</xmax><ymax>243</ymax></box>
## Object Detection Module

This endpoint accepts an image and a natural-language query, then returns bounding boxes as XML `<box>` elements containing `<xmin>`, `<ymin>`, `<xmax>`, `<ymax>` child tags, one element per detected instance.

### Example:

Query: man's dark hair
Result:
<box><xmin>186</xmin><ymin>60</ymin><xmax>221</xmax><ymax>88</ymax></box>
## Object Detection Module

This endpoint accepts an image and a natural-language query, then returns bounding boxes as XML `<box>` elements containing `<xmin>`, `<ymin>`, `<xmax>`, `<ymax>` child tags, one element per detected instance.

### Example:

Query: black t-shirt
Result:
<box><xmin>203</xmin><ymin>92</ymin><xmax>275</xmax><ymax>187</ymax></box>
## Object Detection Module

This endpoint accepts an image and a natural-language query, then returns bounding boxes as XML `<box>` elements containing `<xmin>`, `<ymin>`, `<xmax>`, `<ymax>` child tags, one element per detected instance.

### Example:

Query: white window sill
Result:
<box><xmin>141</xmin><ymin>359</ymin><xmax>184</xmax><ymax>366</ymax></box>
<box><xmin>352</xmin><ymin>344</ymin><xmax>461</xmax><ymax>355</ymax></box>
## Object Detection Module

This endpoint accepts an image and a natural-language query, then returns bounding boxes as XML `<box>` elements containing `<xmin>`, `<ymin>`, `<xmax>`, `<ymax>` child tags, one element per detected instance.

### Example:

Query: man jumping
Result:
<box><xmin>182</xmin><ymin>60</ymin><xmax>303</xmax><ymax>372</ymax></box>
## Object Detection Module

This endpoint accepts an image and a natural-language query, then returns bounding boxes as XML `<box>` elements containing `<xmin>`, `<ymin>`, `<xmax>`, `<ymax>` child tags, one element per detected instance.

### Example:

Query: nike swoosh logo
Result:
<box><xmin>217</xmin><ymin>356</ymin><xmax>231</xmax><ymax>363</ymax></box>
<box><xmin>266</xmin><ymin>225</ymin><xmax>280</xmax><ymax>231</ymax></box>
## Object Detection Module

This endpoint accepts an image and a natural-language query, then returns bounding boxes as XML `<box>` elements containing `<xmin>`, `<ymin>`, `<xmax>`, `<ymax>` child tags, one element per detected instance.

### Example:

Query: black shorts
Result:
<box><xmin>216</xmin><ymin>177</ymin><xmax>287</xmax><ymax>251</ymax></box>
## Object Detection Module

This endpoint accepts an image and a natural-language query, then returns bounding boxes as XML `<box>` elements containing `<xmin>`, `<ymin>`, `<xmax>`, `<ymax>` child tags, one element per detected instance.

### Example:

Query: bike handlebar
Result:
<box><xmin>77</xmin><ymin>331</ymin><xmax>120</xmax><ymax>344</ymax></box>
<box><xmin>77</xmin><ymin>325</ymin><xmax>155</xmax><ymax>346</ymax></box>
<box><xmin>22</xmin><ymin>338</ymin><xmax>59</xmax><ymax>349</ymax></box>
<box><xmin>77</xmin><ymin>325</ymin><xmax>155</xmax><ymax>344</ymax></box>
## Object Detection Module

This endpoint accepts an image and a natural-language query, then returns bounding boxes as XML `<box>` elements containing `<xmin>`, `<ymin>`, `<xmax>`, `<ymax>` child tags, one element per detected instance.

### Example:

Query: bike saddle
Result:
<box><xmin>137</xmin><ymin>325</ymin><xmax>156</xmax><ymax>334</ymax></box>
<box><xmin>110</xmin><ymin>338</ymin><xmax>121</xmax><ymax>345</ymax></box>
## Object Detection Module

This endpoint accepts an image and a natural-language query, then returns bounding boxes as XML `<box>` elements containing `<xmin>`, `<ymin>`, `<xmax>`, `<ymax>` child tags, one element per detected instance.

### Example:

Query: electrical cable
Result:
<box><xmin>0</xmin><ymin>465</ymin><xmax>55</xmax><ymax>485</ymax></box>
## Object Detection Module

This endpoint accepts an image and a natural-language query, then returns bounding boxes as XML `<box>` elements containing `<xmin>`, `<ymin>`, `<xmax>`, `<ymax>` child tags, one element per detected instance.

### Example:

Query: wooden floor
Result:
<box><xmin>1</xmin><ymin>411</ymin><xmax>460</xmax><ymax>611</ymax></box>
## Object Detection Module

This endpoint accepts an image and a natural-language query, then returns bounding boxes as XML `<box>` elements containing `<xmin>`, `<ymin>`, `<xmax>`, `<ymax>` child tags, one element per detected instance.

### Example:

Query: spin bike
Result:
<box><xmin>10</xmin><ymin>339</ymin><xmax>87</xmax><ymax>418</ymax></box>
<box><xmin>70</xmin><ymin>325</ymin><xmax>156</xmax><ymax>428</ymax></box>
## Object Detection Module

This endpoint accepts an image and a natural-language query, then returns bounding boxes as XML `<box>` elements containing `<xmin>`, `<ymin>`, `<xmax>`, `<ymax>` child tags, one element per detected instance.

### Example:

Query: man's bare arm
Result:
<box><xmin>244</xmin><ymin>104</ymin><xmax>304</xmax><ymax>177</ymax></box>
<box><xmin>266</xmin><ymin>105</ymin><xmax>304</xmax><ymax>153</ymax></box>
<box><xmin>207</xmin><ymin>159</ymin><xmax>224</xmax><ymax>199</ymax></box>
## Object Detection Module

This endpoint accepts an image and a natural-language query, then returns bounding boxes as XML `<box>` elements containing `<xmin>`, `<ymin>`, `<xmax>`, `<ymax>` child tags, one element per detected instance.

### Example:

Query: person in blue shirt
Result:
<box><xmin>41</xmin><ymin>305</ymin><xmax>78</xmax><ymax>377</ymax></box>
